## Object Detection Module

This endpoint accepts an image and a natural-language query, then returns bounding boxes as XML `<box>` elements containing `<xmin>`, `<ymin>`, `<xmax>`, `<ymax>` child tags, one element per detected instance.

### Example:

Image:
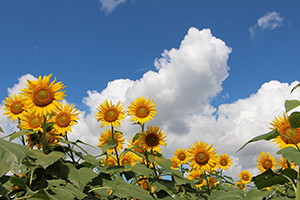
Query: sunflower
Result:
<box><xmin>95</xmin><ymin>100</ymin><xmax>126</xmax><ymax>128</ymax></box>
<box><xmin>235</xmin><ymin>181</ymin><xmax>246</xmax><ymax>191</ymax></box>
<box><xmin>256</xmin><ymin>151</ymin><xmax>277</xmax><ymax>172</ymax></box>
<box><xmin>187</xmin><ymin>170</ymin><xmax>205</xmax><ymax>189</ymax></box>
<box><xmin>187</xmin><ymin>141</ymin><xmax>218</xmax><ymax>172</ymax></box>
<box><xmin>19</xmin><ymin>113</ymin><xmax>43</xmax><ymax>131</ymax></box>
<box><xmin>270</xmin><ymin>113</ymin><xmax>300</xmax><ymax>149</ymax></box>
<box><xmin>120</xmin><ymin>152</ymin><xmax>136</xmax><ymax>166</ymax></box>
<box><xmin>127</xmin><ymin>96</ymin><xmax>157</xmax><ymax>124</ymax></box>
<box><xmin>138</xmin><ymin>125</ymin><xmax>167</xmax><ymax>152</ymax></box>
<box><xmin>20</xmin><ymin>74</ymin><xmax>66</xmax><ymax>117</ymax></box>
<box><xmin>2</xmin><ymin>94</ymin><xmax>26</xmax><ymax>122</ymax></box>
<box><xmin>218</xmin><ymin>153</ymin><xmax>232</xmax><ymax>171</ymax></box>
<box><xmin>52</xmin><ymin>101</ymin><xmax>80</xmax><ymax>135</ymax></box>
<box><xmin>205</xmin><ymin>177</ymin><xmax>217</xmax><ymax>188</ymax></box>
<box><xmin>25</xmin><ymin>129</ymin><xmax>60</xmax><ymax>149</ymax></box>
<box><xmin>174</xmin><ymin>148</ymin><xmax>188</xmax><ymax>165</ymax></box>
<box><xmin>238</xmin><ymin>170</ymin><xmax>252</xmax><ymax>183</ymax></box>
<box><xmin>103</xmin><ymin>156</ymin><xmax>117</xmax><ymax>167</ymax></box>
<box><xmin>278</xmin><ymin>157</ymin><xmax>296</xmax><ymax>169</ymax></box>
<box><xmin>170</xmin><ymin>156</ymin><xmax>180</xmax><ymax>169</ymax></box>
<box><xmin>98</xmin><ymin>128</ymin><xmax>125</xmax><ymax>154</ymax></box>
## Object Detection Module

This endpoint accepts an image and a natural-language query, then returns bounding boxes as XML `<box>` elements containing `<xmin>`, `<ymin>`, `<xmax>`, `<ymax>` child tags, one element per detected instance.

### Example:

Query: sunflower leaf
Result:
<box><xmin>0</xmin><ymin>127</ymin><xmax>4</xmax><ymax>133</ymax></box>
<box><xmin>101</xmin><ymin>142</ymin><xmax>117</xmax><ymax>153</ymax></box>
<box><xmin>289</xmin><ymin>111</ymin><xmax>300</xmax><ymax>129</ymax></box>
<box><xmin>8</xmin><ymin>129</ymin><xmax>35</xmax><ymax>142</ymax></box>
<box><xmin>285</xmin><ymin>100</ymin><xmax>300</xmax><ymax>113</ymax></box>
<box><xmin>291</xmin><ymin>83</ymin><xmax>300</xmax><ymax>94</ymax></box>
<box><xmin>236</xmin><ymin>129</ymin><xmax>279</xmax><ymax>153</ymax></box>
<box><xmin>277</xmin><ymin>146</ymin><xmax>300</xmax><ymax>166</ymax></box>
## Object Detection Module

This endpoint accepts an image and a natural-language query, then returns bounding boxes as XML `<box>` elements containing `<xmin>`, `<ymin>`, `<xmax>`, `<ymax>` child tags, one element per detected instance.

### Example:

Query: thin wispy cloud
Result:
<box><xmin>99</xmin><ymin>0</ymin><xmax>126</xmax><ymax>14</ymax></box>
<box><xmin>250</xmin><ymin>11</ymin><xmax>284</xmax><ymax>38</ymax></box>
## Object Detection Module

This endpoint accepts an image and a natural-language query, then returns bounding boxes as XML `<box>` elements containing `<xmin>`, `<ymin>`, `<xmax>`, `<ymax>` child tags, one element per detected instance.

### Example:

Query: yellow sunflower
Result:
<box><xmin>205</xmin><ymin>177</ymin><xmax>217</xmax><ymax>188</ymax></box>
<box><xmin>95</xmin><ymin>100</ymin><xmax>126</xmax><ymax>128</ymax></box>
<box><xmin>19</xmin><ymin>113</ymin><xmax>43</xmax><ymax>132</ymax></box>
<box><xmin>235</xmin><ymin>181</ymin><xmax>246</xmax><ymax>191</ymax></box>
<box><xmin>25</xmin><ymin>129</ymin><xmax>60</xmax><ymax>149</ymax></box>
<box><xmin>2</xmin><ymin>94</ymin><xmax>26</xmax><ymax>122</ymax></box>
<box><xmin>256</xmin><ymin>151</ymin><xmax>277</xmax><ymax>172</ymax></box>
<box><xmin>187</xmin><ymin>141</ymin><xmax>218</xmax><ymax>172</ymax></box>
<box><xmin>20</xmin><ymin>74</ymin><xmax>66</xmax><ymax>117</ymax></box>
<box><xmin>238</xmin><ymin>170</ymin><xmax>252</xmax><ymax>183</ymax></box>
<box><xmin>138</xmin><ymin>125</ymin><xmax>167</xmax><ymax>152</ymax></box>
<box><xmin>270</xmin><ymin>113</ymin><xmax>300</xmax><ymax>149</ymax></box>
<box><xmin>278</xmin><ymin>157</ymin><xmax>296</xmax><ymax>169</ymax></box>
<box><xmin>98</xmin><ymin>128</ymin><xmax>125</xmax><ymax>154</ymax></box>
<box><xmin>52</xmin><ymin>101</ymin><xmax>80</xmax><ymax>135</ymax></box>
<box><xmin>218</xmin><ymin>153</ymin><xmax>232</xmax><ymax>171</ymax></box>
<box><xmin>103</xmin><ymin>156</ymin><xmax>117</xmax><ymax>167</ymax></box>
<box><xmin>187</xmin><ymin>170</ymin><xmax>205</xmax><ymax>189</ymax></box>
<box><xmin>120</xmin><ymin>152</ymin><xmax>136</xmax><ymax>166</ymax></box>
<box><xmin>174</xmin><ymin>148</ymin><xmax>188</xmax><ymax>165</ymax></box>
<box><xmin>170</xmin><ymin>156</ymin><xmax>180</xmax><ymax>169</ymax></box>
<box><xmin>127</xmin><ymin>96</ymin><xmax>157</xmax><ymax>124</ymax></box>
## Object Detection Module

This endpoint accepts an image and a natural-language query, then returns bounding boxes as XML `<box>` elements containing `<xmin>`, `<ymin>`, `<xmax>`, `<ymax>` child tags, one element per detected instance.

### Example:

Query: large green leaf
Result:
<box><xmin>27</xmin><ymin>189</ymin><xmax>59</xmax><ymax>200</ymax></box>
<box><xmin>130</xmin><ymin>163</ymin><xmax>153</xmax><ymax>177</ymax></box>
<box><xmin>0</xmin><ymin>138</ymin><xmax>27</xmax><ymax>173</ymax></box>
<box><xmin>285</xmin><ymin>100</ymin><xmax>300</xmax><ymax>113</ymax></box>
<box><xmin>101</xmin><ymin>142</ymin><xmax>117</xmax><ymax>153</ymax></box>
<box><xmin>64</xmin><ymin>163</ymin><xmax>97</xmax><ymax>191</ymax></box>
<box><xmin>26</xmin><ymin>150</ymin><xmax>66</xmax><ymax>169</ymax></box>
<box><xmin>208</xmin><ymin>190</ymin><xmax>243</xmax><ymax>200</ymax></box>
<box><xmin>148</xmin><ymin>155</ymin><xmax>171</xmax><ymax>171</ymax></box>
<box><xmin>243</xmin><ymin>189</ymin><xmax>270</xmax><ymax>200</ymax></box>
<box><xmin>5</xmin><ymin>129</ymin><xmax>35</xmax><ymax>141</ymax></box>
<box><xmin>277</xmin><ymin>146</ymin><xmax>300</xmax><ymax>166</ymax></box>
<box><xmin>0</xmin><ymin>162</ymin><xmax>10</xmax><ymax>178</ymax></box>
<box><xmin>236</xmin><ymin>129</ymin><xmax>279</xmax><ymax>153</ymax></box>
<box><xmin>81</xmin><ymin>154</ymin><xmax>100</xmax><ymax>167</ymax></box>
<box><xmin>49</xmin><ymin>184</ymin><xmax>87</xmax><ymax>200</ymax></box>
<box><xmin>289</xmin><ymin>111</ymin><xmax>300</xmax><ymax>129</ymax></box>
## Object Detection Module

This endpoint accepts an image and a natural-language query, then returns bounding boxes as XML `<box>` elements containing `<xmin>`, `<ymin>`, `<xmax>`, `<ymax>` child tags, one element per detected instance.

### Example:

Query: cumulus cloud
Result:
<box><xmin>1</xmin><ymin>27</ymin><xmax>300</xmax><ymax>181</ymax></box>
<box><xmin>249</xmin><ymin>11</ymin><xmax>284</xmax><ymax>38</ymax></box>
<box><xmin>99</xmin><ymin>0</ymin><xmax>126</xmax><ymax>14</ymax></box>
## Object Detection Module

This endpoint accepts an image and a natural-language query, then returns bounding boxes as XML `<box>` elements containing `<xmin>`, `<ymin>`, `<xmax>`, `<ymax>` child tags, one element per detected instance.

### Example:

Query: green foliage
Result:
<box><xmin>285</xmin><ymin>99</ymin><xmax>300</xmax><ymax>113</ymax></box>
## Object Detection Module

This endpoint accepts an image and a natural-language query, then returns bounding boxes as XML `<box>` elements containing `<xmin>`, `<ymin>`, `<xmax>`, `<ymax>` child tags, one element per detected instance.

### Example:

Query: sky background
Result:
<box><xmin>1</xmin><ymin>0</ymin><xmax>300</xmax><ymax>180</ymax></box>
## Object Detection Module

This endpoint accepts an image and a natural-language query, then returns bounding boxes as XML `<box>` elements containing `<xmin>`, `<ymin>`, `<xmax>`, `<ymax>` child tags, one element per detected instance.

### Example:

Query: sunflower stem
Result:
<box><xmin>111</xmin><ymin>125</ymin><xmax>120</xmax><ymax>166</ymax></box>
<box><xmin>65</xmin><ymin>133</ymin><xmax>76</xmax><ymax>163</ymax></box>
<box><xmin>278</xmin><ymin>133</ymin><xmax>300</xmax><ymax>151</ymax></box>
<box><xmin>42</xmin><ymin>115</ymin><xmax>48</xmax><ymax>154</ymax></box>
<box><xmin>18</xmin><ymin>117</ymin><xmax>26</xmax><ymax>146</ymax></box>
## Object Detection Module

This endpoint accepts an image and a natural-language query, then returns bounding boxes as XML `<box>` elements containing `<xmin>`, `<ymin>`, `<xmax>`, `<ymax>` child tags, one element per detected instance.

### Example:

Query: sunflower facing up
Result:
<box><xmin>127</xmin><ymin>97</ymin><xmax>157</xmax><ymax>125</ymax></box>
<box><xmin>20</xmin><ymin>74</ymin><xmax>66</xmax><ymax>117</ymax></box>
<box><xmin>218</xmin><ymin>153</ymin><xmax>232</xmax><ymax>171</ymax></box>
<box><xmin>170</xmin><ymin>156</ymin><xmax>180</xmax><ymax>169</ymax></box>
<box><xmin>187</xmin><ymin>141</ymin><xmax>218</xmax><ymax>172</ymax></box>
<box><xmin>19</xmin><ymin>113</ymin><xmax>43</xmax><ymax>132</ymax></box>
<box><xmin>2</xmin><ymin>94</ymin><xmax>26</xmax><ymax>122</ymax></box>
<box><xmin>138</xmin><ymin>125</ymin><xmax>167</xmax><ymax>152</ymax></box>
<box><xmin>238</xmin><ymin>170</ymin><xmax>252</xmax><ymax>183</ymax></box>
<box><xmin>52</xmin><ymin>101</ymin><xmax>80</xmax><ymax>135</ymax></box>
<box><xmin>95</xmin><ymin>100</ymin><xmax>126</xmax><ymax>128</ymax></box>
<box><xmin>98</xmin><ymin>128</ymin><xmax>125</xmax><ymax>154</ymax></box>
<box><xmin>256</xmin><ymin>151</ymin><xmax>277</xmax><ymax>172</ymax></box>
<box><xmin>174</xmin><ymin>148</ymin><xmax>188</xmax><ymax>165</ymax></box>
<box><xmin>270</xmin><ymin>112</ymin><xmax>300</xmax><ymax>149</ymax></box>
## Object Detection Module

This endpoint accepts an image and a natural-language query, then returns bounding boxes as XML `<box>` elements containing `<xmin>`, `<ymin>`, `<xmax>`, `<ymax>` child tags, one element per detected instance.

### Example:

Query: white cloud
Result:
<box><xmin>1</xmin><ymin>27</ymin><xmax>300</xmax><ymax>182</ymax></box>
<box><xmin>250</xmin><ymin>11</ymin><xmax>284</xmax><ymax>38</ymax></box>
<box><xmin>99</xmin><ymin>0</ymin><xmax>126</xmax><ymax>14</ymax></box>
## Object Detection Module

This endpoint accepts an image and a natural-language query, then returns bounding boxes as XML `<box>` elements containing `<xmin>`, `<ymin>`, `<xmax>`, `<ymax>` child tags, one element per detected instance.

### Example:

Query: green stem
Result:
<box><xmin>42</xmin><ymin>116</ymin><xmax>48</xmax><ymax>154</ymax></box>
<box><xmin>296</xmin><ymin>167</ymin><xmax>300</xmax><ymax>200</ymax></box>
<box><xmin>65</xmin><ymin>133</ymin><xmax>76</xmax><ymax>163</ymax></box>
<box><xmin>111</xmin><ymin>126</ymin><xmax>120</xmax><ymax>166</ymax></box>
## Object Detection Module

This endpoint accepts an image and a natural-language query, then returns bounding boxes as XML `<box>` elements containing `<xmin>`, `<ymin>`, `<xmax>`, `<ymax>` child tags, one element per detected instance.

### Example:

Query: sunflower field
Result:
<box><xmin>1</xmin><ymin>74</ymin><xmax>300</xmax><ymax>199</ymax></box>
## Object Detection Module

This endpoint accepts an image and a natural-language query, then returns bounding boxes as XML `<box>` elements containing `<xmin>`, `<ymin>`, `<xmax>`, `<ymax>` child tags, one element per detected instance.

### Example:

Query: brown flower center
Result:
<box><xmin>195</xmin><ymin>150</ymin><xmax>209</xmax><ymax>165</ymax></box>
<box><xmin>32</xmin><ymin>86</ymin><xmax>54</xmax><ymax>107</ymax></box>
<box><xmin>106</xmin><ymin>160</ymin><xmax>116</xmax><ymax>167</ymax></box>
<box><xmin>56</xmin><ymin>112</ymin><xmax>71</xmax><ymax>127</ymax></box>
<box><xmin>10</xmin><ymin>101</ymin><xmax>24</xmax><ymax>114</ymax></box>
<box><xmin>104</xmin><ymin>108</ymin><xmax>119</xmax><ymax>122</ymax></box>
<box><xmin>178</xmin><ymin>153</ymin><xmax>186</xmax><ymax>161</ymax></box>
<box><xmin>145</xmin><ymin>133</ymin><xmax>159</xmax><ymax>147</ymax></box>
<box><xmin>136</xmin><ymin>106</ymin><xmax>149</xmax><ymax>118</ymax></box>
<box><xmin>220</xmin><ymin>159</ymin><xmax>228</xmax><ymax>166</ymax></box>
<box><xmin>242</xmin><ymin>174</ymin><xmax>249</xmax><ymax>181</ymax></box>
<box><xmin>262</xmin><ymin>159</ymin><xmax>272</xmax><ymax>169</ymax></box>
<box><xmin>29</xmin><ymin>116</ymin><xmax>43</xmax><ymax>128</ymax></box>
<box><xmin>280</xmin><ymin>124</ymin><xmax>300</xmax><ymax>144</ymax></box>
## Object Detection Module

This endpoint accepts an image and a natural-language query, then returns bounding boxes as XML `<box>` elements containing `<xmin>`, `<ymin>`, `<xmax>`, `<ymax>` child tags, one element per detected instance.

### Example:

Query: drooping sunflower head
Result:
<box><xmin>127</xmin><ymin>135</ymin><xmax>145</xmax><ymax>160</ymax></box>
<box><xmin>170</xmin><ymin>156</ymin><xmax>180</xmax><ymax>169</ymax></box>
<box><xmin>205</xmin><ymin>177</ymin><xmax>217</xmax><ymax>188</ymax></box>
<box><xmin>120</xmin><ymin>152</ymin><xmax>136</xmax><ymax>166</ymax></box>
<box><xmin>278</xmin><ymin>157</ymin><xmax>296</xmax><ymax>169</ymax></box>
<box><xmin>25</xmin><ymin>132</ymin><xmax>43</xmax><ymax>149</ymax></box>
<box><xmin>138</xmin><ymin>125</ymin><xmax>167</xmax><ymax>152</ymax></box>
<box><xmin>187</xmin><ymin>170</ymin><xmax>205</xmax><ymax>189</ymax></box>
<box><xmin>52</xmin><ymin>101</ymin><xmax>80</xmax><ymax>135</ymax></box>
<box><xmin>95</xmin><ymin>100</ymin><xmax>126</xmax><ymax>128</ymax></box>
<box><xmin>174</xmin><ymin>148</ymin><xmax>188</xmax><ymax>164</ymax></box>
<box><xmin>20</xmin><ymin>74</ymin><xmax>66</xmax><ymax>117</ymax></box>
<box><xmin>218</xmin><ymin>153</ymin><xmax>232</xmax><ymax>171</ymax></box>
<box><xmin>235</xmin><ymin>181</ymin><xmax>246</xmax><ymax>191</ymax></box>
<box><xmin>2</xmin><ymin>93</ymin><xmax>26</xmax><ymax>122</ymax></box>
<box><xmin>19</xmin><ymin>113</ymin><xmax>43</xmax><ymax>132</ymax></box>
<box><xmin>98</xmin><ymin>128</ymin><xmax>125</xmax><ymax>154</ymax></box>
<box><xmin>127</xmin><ymin>96</ymin><xmax>157</xmax><ymax>124</ymax></box>
<box><xmin>238</xmin><ymin>170</ymin><xmax>252</xmax><ymax>183</ymax></box>
<box><xmin>187</xmin><ymin>141</ymin><xmax>218</xmax><ymax>172</ymax></box>
<box><xmin>270</xmin><ymin>113</ymin><xmax>300</xmax><ymax>149</ymax></box>
<box><xmin>256</xmin><ymin>151</ymin><xmax>277</xmax><ymax>172</ymax></box>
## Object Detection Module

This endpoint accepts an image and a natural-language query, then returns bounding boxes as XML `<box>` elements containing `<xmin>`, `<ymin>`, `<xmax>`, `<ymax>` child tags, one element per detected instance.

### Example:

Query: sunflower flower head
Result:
<box><xmin>270</xmin><ymin>113</ymin><xmax>300</xmax><ymax>149</ymax></box>
<box><xmin>238</xmin><ymin>170</ymin><xmax>252</xmax><ymax>183</ymax></box>
<box><xmin>187</xmin><ymin>141</ymin><xmax>218</xmax><ymax>172</ymax></box>
<box><xmin>170</xmin><ymin>156</ymin><xmax>180</xmax><ymax>169</ymax></box>
<box><xmin>95</xmin><ymin>100</ymin><xmax>126</xmax><ymax>128</ymax></box>
<box><xmin>19</xmin><ymin>113</ymin><xmax>43</xmax><ymax>132</ymax></box>
<box><xmin>138</xmin><ymin>125</ymin><xmax>167</xmax><ymax>152</ymax></box>
<box><xmin>103</xmin><ymin>156</ymin><xmax>117</xmax><ymax>167</ymax></box>
<box><xmin>218</xmin><ymin>153</ymin><xmax>232</xmax><ymax>171</ymax></box>
<box><xmin>235</xmin><ymin>181</ymin><xmax>246</xmax><ymax>191</ymax></box>
<box><xmin>128</xmin><ymin>97</ymin><xmax>157</xmax><ymax>124</ymax></box>
<box><xmin>174</xmin><ymin>148</ymin><xmax>188</xmax><ymax>165</ymax></box>
<box><xmin>120</xmin><ymin>152</ymin><xmax>136</xmax><ymax>166</ymax></box>
<box><xmin>98</xmin><ymin>128</ymin><xmax>125</xmax><ymax>154</ymax></box>
<box><xmin>187</xmin><ymin>170</ymin><xmax>205</xmax><ymax>189</ymax></box>
<box><xmin>52</xmin><ymin>101</ymin><xmax>80</xmax><ymax>135</ymax></box>
<box><xmin>256</xmin><ymin>151</ymin><xmax>277</xmax><ymax>172</ymax></box>
<box><xmin>2</xmin><ymin>94</ymin><xmax>26</xmax><ymax>122</ymax></box>
<box><xmin>279</xmin><ymin>157</ymin><xmax>296</xmax><ymax>169</ymax></box>
<box><xmin>20</xmin><ymin>74</ymin><xmax>66</xmax><ymax>117</ymax></box>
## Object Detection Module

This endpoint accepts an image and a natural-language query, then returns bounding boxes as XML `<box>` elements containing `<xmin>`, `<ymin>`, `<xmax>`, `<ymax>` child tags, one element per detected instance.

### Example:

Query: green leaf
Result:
<box><xmin>101</xmin><ymin>142</ymin><xmax>117</xmax><ymax>153</ymax></box>
<box><xmin>64</xmin><ymin>163</ymin><xmax>97</xmax><ymax>191</ymax></box>
<box><xmin>289</xmin><ymin>111</ymin><xmax>300</xmax><ymax>129</ymax></box>
<box><xmin>0</xmin><ymin>138</ymin><xmax>27</xmax><ymax>173</ymax></box>
<box><xmin>0</xmin><ymin>127</ymin><xmax>4</xmax><ymax>133</ymax></box>
<box><xmin>0</xmin><ymin>162</ymin><xmax>10</xmax><ymax>178</ymax></box>
<box><xmin>49</xmin><ymin>184</ymin><xmax>86</xmax><ymax>200</ymax></box>
<box><xmin>243</xmin><ymin>189</ymin><xmax>269</xmax><ymax>200</ymax></box>
<box><xmin>10</xmin><ymin>176</ymin><xmax>28</xmax><ymax>190</ymax></box>
<box><xmin>291</xmin><ymin>83</ymin><xmax>300</xmax><ymax>94</ymax></box>
<box><xmin>98</xmin><ymin>165</ymin><xmax>128</xmax><ymax>174</ymax></box>
<box><xmin>107</xmin><ymin>137</ymin><xmax>114</xmax><ymax>144</ymax></box>
<box><xmin>26</xmin><ymin>150</ymin><xmax>66</xmax><ymax>169</ymax></box>
<box><xmin>236</xmin><ymin>129</ymin><xmax>279</xmax><ymax>153</ymax></box>
<box><xmin>130</xmin><ymin>163</ymin><xmax>153</xmax><ymax>177</ymax></box>
<box><xmin>148</xmin><ymin>155</ymin><xmax>171</xmax><ymax>171</ymax></box>
<box><xmin>8</xmin><ymin>129</ymin><xmax>35</xmax><ymax>141</ymax></box>
<box><xmin>209</xmin><ymin>190</ymin><xmax>243</xmax><ymax>200</ymax></box>
<box><xmin>27</xmin><ymin>189</ymin><xmax>60</xmax><ymax>200</ymax></box>
<box><xmin>285</xmin><ymin>100</ymin><xmax>300</xmax><ymax>113</ymax></box>
<box><xmin>277</xmin><ymin>146</ymin><xmax>300</xmax><ymax>166</ymax></box>
<box><xmin>81</xmin><ymin>154</ymin><xmax>100</xmax><ymax>167</ymax></box>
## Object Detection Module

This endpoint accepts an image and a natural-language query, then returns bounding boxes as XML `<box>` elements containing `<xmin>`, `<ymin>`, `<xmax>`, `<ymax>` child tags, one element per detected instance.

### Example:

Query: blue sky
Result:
<box><xmin>1</xmin><ymin>0</ymin><xmax>300</xmax><ymax>179</ymax></box>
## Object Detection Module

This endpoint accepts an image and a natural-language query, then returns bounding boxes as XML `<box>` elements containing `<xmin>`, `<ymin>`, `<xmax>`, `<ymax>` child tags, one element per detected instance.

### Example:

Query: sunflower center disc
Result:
<box><xmin>11</xmin><ymin>101</ymin><xmax>24</xmax><ymax>114</ymax></box>
<box><xmin>56</xmin><ymin>112</ymin><xmax>70</xmax><ymax>127</ymax></box>
<box><xmin>107</xmin><ymin>161</ymin><xmax>115</xmax><ymax>167</ymax></box>
<box><xmin>122</xmin><ymin>159</ymin><xmax>129</xmax><ymax>165</ymax></box>
<box><xmin>29</xmin><ymin>116</ymin><xmax>42</xmax><ymax>128</ymax></box>
<box><xmin>281</xmin><ymin>126</ymin><xmax>300</xmax><ymax>144</ymax></box>
<box><xmin>178</xmin><ymin>153</ymin><xmax>186</xmax><ymax>161</ymax></box>
<box><xmin>221</xmin><ymin>159</ymin><xmax>228</xmax><ymax>166</ymax></box>
<box><xmin>196</xmin><ymin>151</ymin><xmax>209</xmax><ymax>165</ymax></box>
<box><xmin>242</xmin><ymin>175</ymin><xmax>249</xmax><ymax>181</ymax></box>
<box><xmin>104</xmin><ymin>109</ymin><xmax>119</xmax><ymax>122</ymax></box>
<box><xmin>263</xmin><ymin>160</ymin><xmax>272</xmax><ymax>169</ymax></box>
<box><xmin>136</xmin><ymin>106</ymin><xmax>149</xmax><ymax>118</ymax></box>
<box><xmin>145</xmin><ymin>133</ymin><xmax>159</xmax><ymax>147</ymax></box>
<box><xmin>33</xmin><ymin>86</ymin><xmax>54</xmax><ymax>107</ymax></box>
